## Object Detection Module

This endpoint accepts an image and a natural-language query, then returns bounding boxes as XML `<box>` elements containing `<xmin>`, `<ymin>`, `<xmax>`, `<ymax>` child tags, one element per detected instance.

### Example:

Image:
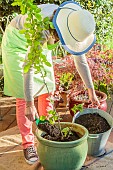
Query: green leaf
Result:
<box><xmin>28</xmin><ymin>53</ymin><xmax>33</xmax><ymax>60</ymax></box>
<box><xmin>48</xmin><ymin>110</ymin><xmax>56</xmax><ymax>115</ymax></box>
<box><xmin>71</xmin><ymin>104</ymin><xmax>84</xmax><ymax>114</ymax></box>
<box><xmin>24</xmin><ymin>23</ymin><xmax>31</xmax><ymax>28</ymax></box>
<box><xmin>49</xmin><ymin>117</ymin><xmax>54</xmax><ymax>124</ymax></box>
<box><xmin>45</xmin><ymin>61</ymin><xmax>51</xmax><ymax>67</ymax></box>
<box><xmin>61</xmin><ymin>127</ymin><xmax>70</xmax><ymax>137</ymax></box>
<box><xmin>36</xmin><ymin>8</ymin><xmax>41</xmax><ymax>13</ymax></box>
<box><xmin>40</xmin><ymin>116</ymin><xmax>46</xmax><ymax>121</ymax></box>
<box><xmin>53</xmin><ymin>115</ymin><xmax>58</xmax><ymax>121</ymax></box>
<box><xmin>24</xmin><ymin>64</ymin><xmax>31</xmax><ymax>73</ymax></box>
<box><xmin>19</xmin><ymin>29</ymin><xmax>26</xmax><ymax>34</ymax></box>
<box><xmin>47</xmin><ymin>42</ymin><xmax>59</xmax><ymax>50</ymax></box>
<box><xmin>35</xmin><ymin>14</ymin><xmax>42</xmax><ymax>20</ymax></box>
<box><xmin>49</xmin><ymin>22</ymin><xmax>54</xmax><ymax>29</ymax></box>
<box><xmin>43</xmin><ymin>17</ymin><xmax>50</xmax><ymax>22</ymax></box>
<box><xmin>12</xmin><ymin>2</ymin><xmax>22</xmax><ymax>6</ymax></box>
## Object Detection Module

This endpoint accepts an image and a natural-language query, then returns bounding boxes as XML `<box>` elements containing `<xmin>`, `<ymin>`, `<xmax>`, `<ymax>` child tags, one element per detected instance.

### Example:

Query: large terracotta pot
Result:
<box><xmin>69</xmin><ymin>90</ymin><xmax>107</xmax><ymax>116</ymax></box>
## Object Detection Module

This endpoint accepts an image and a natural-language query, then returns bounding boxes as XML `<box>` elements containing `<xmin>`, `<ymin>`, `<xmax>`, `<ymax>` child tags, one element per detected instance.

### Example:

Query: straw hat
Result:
<box><xmin>53</xmin><ymin>1</ymin><xmax>96</xmax><ymax>55</ymax></box>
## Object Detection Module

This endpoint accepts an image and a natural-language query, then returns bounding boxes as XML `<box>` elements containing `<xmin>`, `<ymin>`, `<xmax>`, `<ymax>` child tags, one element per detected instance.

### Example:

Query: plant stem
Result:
<box><xmin>40</xmin><ymin>67</ymin><xmax>64</xmax><ymax>138</ymax></box>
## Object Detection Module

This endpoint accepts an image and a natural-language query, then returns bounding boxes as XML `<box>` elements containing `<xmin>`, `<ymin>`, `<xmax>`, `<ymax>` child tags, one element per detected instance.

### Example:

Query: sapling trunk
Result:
<box><xmin>12</xmin><ymin>0</ymin><xmax>65</xmax><ymax>139</ymax></box>
<box><xmin>40</xmin><ymin>68</ymin><xmax>64</xmax><ymax>138</ymax></box>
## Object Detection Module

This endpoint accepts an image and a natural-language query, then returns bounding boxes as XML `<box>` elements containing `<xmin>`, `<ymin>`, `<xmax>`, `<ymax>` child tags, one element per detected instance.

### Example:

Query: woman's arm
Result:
<box><xmin>73</xmin><ymin>54</ymin><xmax>100</xmax><ymax>106</ymax></box>
<box><xmin>23</xmin><ymin>47</ymin><xmax>39</xmax><ymax>121</ymax></box>
<box><xmin>73</xmin><ymin>54</ymin><xmax>93</xmax><ymax>88</ymax></box>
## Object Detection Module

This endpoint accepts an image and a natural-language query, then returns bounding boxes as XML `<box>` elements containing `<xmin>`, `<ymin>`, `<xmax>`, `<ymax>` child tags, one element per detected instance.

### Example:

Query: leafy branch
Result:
<box><xmin>71</xmin><ymin>104</ymin><xmax>84</xmax><ymax>115</ymax></box>
<box><xmin>12</xmin><ymin>0</ymin><xmax>64</xmax><ymax>137</ymax></box>
<box><xmin>12</xmin><ymin>0</ymin><xmax>72</xmax><ymax>139</ymax></box>
<box><xmin>59</xmin><ymin>72</ymin><xmax>74</xmax><ymax>91</ymax></box>
<box><xmin>12</xmin><ymin>0</ymin><xmax>56</xmax><ymax>78</ymax></box>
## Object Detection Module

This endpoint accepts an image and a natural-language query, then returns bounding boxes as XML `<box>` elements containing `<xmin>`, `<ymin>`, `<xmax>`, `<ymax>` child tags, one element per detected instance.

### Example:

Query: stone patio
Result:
<box><xmin>0</xmin><ymin>96</ymin><xmax>113</xmax><ymax>170</ymax></box>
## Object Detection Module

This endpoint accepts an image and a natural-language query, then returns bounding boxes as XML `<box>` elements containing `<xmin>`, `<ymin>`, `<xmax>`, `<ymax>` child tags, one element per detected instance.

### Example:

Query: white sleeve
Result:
<box><xmin>23</xmin><ymin>47</ymin><xmax>34</xmax><ymax>101</ymax></box>
<box><xmin>10</xmin><ymin>14</ymin><xmax>28</xmax><ymax>30</ymax></box>
<box><xmin>73</xmin><ymin>54</ymin><xmax>94</xmax><ymax>89</ymax></box>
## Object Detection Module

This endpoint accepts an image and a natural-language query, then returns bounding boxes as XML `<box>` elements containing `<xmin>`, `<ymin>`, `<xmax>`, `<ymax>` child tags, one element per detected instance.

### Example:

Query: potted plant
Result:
<box><xmin>53</xmin><ymin>48</ymin><xmax>113</xmax><ymax>112</ymax></box>
<box><xmin>36</xmin><ymin>122</ymin><xmax>88</xmax><ymax>170</ymax></box>
<box><xmin>69</xmin><ymin>89</ymin><xmax>107</xmax><ymax>116</ymax></box>
<box><xmin>35</xmin><ymin>96</ymin><xmax>88</xmax><ymax>170</ymax></box>
<box><xmin>58</xmin><ymin>72</ymin><xmax>74</xmax><ymax>107</ymax></box>
<box><xmin>72</xmin><ymin>108</ymin><xmax>113</xmax><ymax>156</ymax></box>
<box><xmin>12</xmin><ymin>1</ymin><xmax>89</xmax><ymax>170</ymax></box>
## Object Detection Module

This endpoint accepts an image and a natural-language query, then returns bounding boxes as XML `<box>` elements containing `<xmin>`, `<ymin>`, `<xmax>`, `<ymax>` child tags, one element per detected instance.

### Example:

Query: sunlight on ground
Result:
<box><xmin>0</xmin><ymin>134</ymin><xmax>22</xmax><ymax>147</ymax></box>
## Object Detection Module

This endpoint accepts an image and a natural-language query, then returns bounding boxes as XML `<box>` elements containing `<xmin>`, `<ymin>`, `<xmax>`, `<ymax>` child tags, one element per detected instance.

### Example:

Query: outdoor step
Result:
<box><xmin>0</xmin><ymin>96</ymin><xmax>16</xmax><ymax>110</ymax></box>
<box><xmin>0</xmin><ymin>96</ymin><xmax>16</xmax><ymax>103</ymax></box>
<box><xmin>0</xmin><ymin>104</ymin><xmax>16</xmax><ymax>109</ymax></box>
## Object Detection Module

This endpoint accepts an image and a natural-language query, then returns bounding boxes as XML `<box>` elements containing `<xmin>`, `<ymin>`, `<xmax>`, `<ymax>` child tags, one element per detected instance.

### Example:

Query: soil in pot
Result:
<box><xmin>74</xmin><ymin>113</ymin><xmax>111</xmax><ymax>134</ymax></box>
<box><xmin>38</xmin><ymin>122</ymin><xmax>80</xmax><ymax>142</ymax></box>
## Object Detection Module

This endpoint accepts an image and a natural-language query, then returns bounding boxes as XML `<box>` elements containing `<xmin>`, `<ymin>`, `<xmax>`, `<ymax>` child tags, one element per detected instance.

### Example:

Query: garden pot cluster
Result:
<box><xmin>36</xmin><ymin>108</ymin><xmax>113</xmax><ymax>170</ymax></box>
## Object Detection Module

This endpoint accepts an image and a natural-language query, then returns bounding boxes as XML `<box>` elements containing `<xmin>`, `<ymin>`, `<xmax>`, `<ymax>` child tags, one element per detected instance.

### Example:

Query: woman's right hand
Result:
<box><xmin>88</xmin><ymin>88</ymin><xmax>100</xmax><ymax>107</ymax></box>
<box><xmin>25</xmin><ymin>101</ymin><xmax>39</xmax><ymax>122</ymax></box>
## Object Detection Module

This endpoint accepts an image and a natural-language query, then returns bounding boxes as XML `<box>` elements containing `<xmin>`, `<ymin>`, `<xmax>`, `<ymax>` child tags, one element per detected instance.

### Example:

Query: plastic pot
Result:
<box><xmin>72</xmin><ymin>108</ymin><xmax>113</xmax><ymax>156</ymax></box>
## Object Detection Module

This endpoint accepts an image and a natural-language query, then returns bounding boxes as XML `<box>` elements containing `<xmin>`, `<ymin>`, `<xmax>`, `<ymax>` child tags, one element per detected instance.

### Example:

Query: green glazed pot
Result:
<box><xmin>36</xmin><ymin>122</ymin><xmax>88</xmax><ymax>170</ymax></box>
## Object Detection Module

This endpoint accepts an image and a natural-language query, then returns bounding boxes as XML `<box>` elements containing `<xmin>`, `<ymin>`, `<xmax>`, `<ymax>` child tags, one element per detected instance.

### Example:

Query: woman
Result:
<box><xmin>2</xmin><ymin>1</ymin><xmax>99</xmax><ymax>165</ymax></box>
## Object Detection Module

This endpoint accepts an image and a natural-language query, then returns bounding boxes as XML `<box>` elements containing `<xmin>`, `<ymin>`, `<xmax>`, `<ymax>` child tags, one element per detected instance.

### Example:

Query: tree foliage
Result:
<box><xmin>0</xmin><ymin>0</ymin><xmax>113</xmax><ymax>46</ymax></box>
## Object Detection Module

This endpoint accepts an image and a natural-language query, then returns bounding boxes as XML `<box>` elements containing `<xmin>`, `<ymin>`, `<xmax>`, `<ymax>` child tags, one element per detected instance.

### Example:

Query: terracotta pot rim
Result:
<box><xmin>70</xmin><ymin>90</ymin><xmax>107</xmax><ymax>103</ymax></box>
<box><xmin>95</xmin><ymin>90</ymin><xmax>107</xmax><ymax>102</ymax></box>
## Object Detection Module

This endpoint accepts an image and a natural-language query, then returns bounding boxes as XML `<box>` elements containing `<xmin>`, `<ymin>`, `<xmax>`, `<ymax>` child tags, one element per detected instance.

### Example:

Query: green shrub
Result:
<box><xmin>1</xmin><ymin>0</ymin><xmax>112</xmax><ymax>47</ymax></box>
<box><xmin>76</xmin><ymin>0</ymin><xmax>113</xmax><ymax>48</ymax></box>
<box><xmin>38</xmin><ymin>0</ymin><xmax>113</xmax><ymax>48</ymax></box>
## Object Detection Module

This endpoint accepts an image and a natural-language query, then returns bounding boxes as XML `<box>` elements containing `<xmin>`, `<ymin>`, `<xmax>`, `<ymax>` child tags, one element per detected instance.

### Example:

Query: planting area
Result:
<box><xmin>0</xmin><ymin>97</ymin><xmax>113</xmax><ymax>170</ymax></box>
<box><xmin>0</xmin><ymin>0</ymin><xmax>113</xmax><ymax>169</ymax></box>
<box><xmin>38</xmin><ymin>122</ymin><xmax>80</xmax><ymax>141</ymax></box>
<box><xmin>74</xmin><ymin>113</ymin><xmax>111</xmax><ymax>134</ymax></box>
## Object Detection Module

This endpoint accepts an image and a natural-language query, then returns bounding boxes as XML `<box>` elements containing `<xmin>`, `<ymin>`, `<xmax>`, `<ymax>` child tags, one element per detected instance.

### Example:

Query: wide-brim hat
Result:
<box><xmin>53</xmin><ymin>1</ymin><xmax>96</xmax><ymax>55</ymax></box>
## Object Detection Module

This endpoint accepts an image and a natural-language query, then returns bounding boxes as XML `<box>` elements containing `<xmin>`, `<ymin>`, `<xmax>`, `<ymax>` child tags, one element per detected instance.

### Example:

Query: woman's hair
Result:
<box><xmin>49</xmin><ymin>27</ymin><xmax>59</xmax><ymax>43</ymax></box>
<box><xmin>49</xmin><ymin>9</ymin><xmax>59</xmax><ymax>43</ymax></box>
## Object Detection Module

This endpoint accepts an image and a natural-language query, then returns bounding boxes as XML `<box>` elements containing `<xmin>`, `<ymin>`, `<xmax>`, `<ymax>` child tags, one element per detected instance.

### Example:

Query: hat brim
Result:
<box><xmin>53</xmin><ymin>1</ymin><xmax>96</xmax><ymax>56</ymax></box>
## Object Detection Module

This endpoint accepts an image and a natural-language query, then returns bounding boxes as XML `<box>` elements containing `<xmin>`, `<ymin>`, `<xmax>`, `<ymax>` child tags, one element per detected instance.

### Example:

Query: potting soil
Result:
<box><xmin>74</xmin><ymin>113</ymin><xmax>111</xmax><ymax>134</ymax></box>
<box><xmin>38</xmin><ymin>122</ymin><xmax>80</xmax><ymax>142</ymax></box>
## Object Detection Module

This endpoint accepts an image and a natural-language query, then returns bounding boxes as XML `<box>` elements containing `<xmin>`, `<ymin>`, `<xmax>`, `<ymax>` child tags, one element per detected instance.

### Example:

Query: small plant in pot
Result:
<box><xmin>72</xmin><ymin>107</ymin><xmax>113</xmax><ymax>156</ymax></box>
<box><xmin>35</xmin><ymin>97</ymin><xmax>88</xmax><ymax>170</ymax></box>
<box><xmin>58</xmin><ymin>72</ymin><xmax>74</xmax><ymax>107</ymax></box>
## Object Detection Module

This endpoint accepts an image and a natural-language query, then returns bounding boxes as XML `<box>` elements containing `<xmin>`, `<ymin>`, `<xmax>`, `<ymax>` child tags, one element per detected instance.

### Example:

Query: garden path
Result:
<box><xmin>0</xmin><ymin>96</ymin><xmax>113</xmax><ymax>170</ymax></box>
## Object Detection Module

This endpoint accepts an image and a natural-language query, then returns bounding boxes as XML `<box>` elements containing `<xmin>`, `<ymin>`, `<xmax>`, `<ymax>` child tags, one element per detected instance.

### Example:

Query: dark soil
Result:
<box><xmin>74</xmin><ymin>113</ymin><xmax>111</xmax><ymax>134</ymax></box>
<box><xmin>38</xmin><ymin>122</ymin><xmax>80</xmax><ymax>142</ymax></box>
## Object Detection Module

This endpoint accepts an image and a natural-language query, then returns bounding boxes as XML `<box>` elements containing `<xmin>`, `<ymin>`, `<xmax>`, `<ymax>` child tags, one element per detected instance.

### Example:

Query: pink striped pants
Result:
<box><xmin>16</xmin><ymin>93</ymin><xmax>51</xmax><ymax>149</ymax></box>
